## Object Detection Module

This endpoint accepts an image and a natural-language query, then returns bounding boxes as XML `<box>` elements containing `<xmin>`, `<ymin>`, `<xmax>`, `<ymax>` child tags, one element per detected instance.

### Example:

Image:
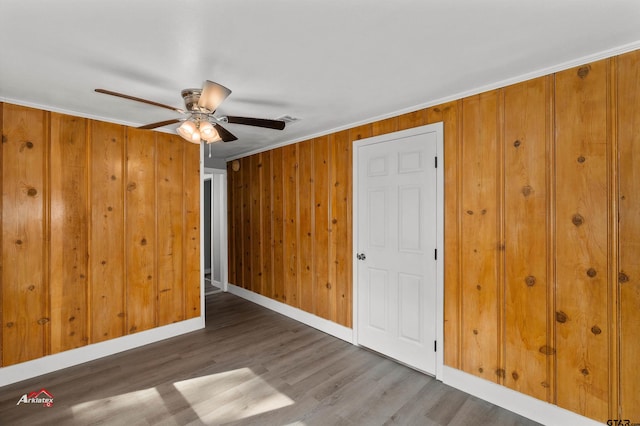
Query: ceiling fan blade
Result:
<box><xmin>226</xmin><ymin>116</ymin><xmax>286</xmax><ymax>130</ymax></box>
<box><xmin>198</xmin><ymin>81</ymin><xmax>232</xmax><ymax>112</ymax></box>
<box><xmin>95</xmin><ymin>88</ymin><xmax>184</xmax><ymax>113</ymax></box>
<box><xmin>214</xmin><ymin>123</ymin><xmax>238</xmax><ymax>142</ymax></box>
<box><xmin>138</xmin><ymin>118</ymin><xmax>182</xmax><ymax>130</ymax></box>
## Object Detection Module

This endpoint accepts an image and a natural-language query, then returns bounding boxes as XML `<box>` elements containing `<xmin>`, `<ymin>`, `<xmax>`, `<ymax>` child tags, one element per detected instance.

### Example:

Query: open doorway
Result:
<box><xmin>203</xmin><ymin>167</ymin><xmax>228</xmax><ymax>296</ymax></box>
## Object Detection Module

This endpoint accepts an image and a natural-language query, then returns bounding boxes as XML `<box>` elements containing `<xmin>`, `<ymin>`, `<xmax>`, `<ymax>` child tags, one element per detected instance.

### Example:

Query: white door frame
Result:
<box><xmin>352</xmin><ymin>122</ymin><xmax>444</xmax><ymax>380</ymax></box>
<box><xmin>203</xmin><ymin>166</ymin><xmax>228</xmax><ymax>293</ymax></box>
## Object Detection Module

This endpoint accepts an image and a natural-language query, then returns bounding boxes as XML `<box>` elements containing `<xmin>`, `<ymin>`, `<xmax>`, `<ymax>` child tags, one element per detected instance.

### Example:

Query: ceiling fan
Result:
<box><xmin>95</xmin><ymin>80</ymin><xmax>286</xmax><ymax>144</ymax></box>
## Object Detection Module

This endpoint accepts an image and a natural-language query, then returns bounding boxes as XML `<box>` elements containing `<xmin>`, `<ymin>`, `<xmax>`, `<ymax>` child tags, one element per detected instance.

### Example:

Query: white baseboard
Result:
<box><xmin>0</xmin><ymin>316</ymin><xmax>205</xmax><ymax>387</ymax></box>
<box><xmin>226</xmin><ymin>283</ymin><xmax>354</xmax><ymax>343</ymax></box>
<box><xmin>442</xmin><ymin>366</ymin><xmax>605</xmax><ymax>426</ymax></box>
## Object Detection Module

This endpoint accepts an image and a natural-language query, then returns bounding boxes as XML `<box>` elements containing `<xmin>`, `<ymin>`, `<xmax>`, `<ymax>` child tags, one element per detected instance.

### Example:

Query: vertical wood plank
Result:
<box><xmin>241</xmin><ymin>157</ymin><xmax>252</xmax><ymax>290</ymax></box>
<box><xmin>331</xmin><ymin>130</ymin><xmax>352</xmax><ymax>327</ymax></box>
<box><xmin>260</xmin><ymin>152</ymin><xmax>273</xmax><ymax>298</ymax></box>
<box><xmin>427</xmin><ymin>101</ymin><xmax>461</xmax><ymax>369</ymax></box>
<box><xmin>271</xmin><ymin>148</ymin><xmax>285</xmax><ymax>303</ymax></box>
<box><xmin>125</xmin><ymin>128</ymin><xmax>157</xmax><ymax>334</ymax></box>
<box><xmin>0</xmin><ymin>103</ymin><xmax>3</xmax><ymax>366</ymax></box>
<box><xmin>459</xmin><ymin>91</ymin><xmax>500</xmax><ymax>383</ymax></box>
<box><xmin>616</xmin><ymin>50</ymin><xmax>640</xmax><ymax>421</ymax></box>
<box><xmin>250</xmin><ymin>154</ymin><xmax>263</xmax><ymax>295</ymax></box>
<box><xmin>555</xmin><ymin>59</ymin><xmax>610</xmax><ymax>421</ymax></box>
<box><xmin>227</xmin><ymin>161</ymin><xmax>236</xmax><ymax>285</ymax></box>
<box><xmin>502</xmin><ymin>77</ymin><xmax>551</xmax><ymax>401</ymax></box>
<box><xmin>1</xmin><ymin>104</ymin><xmax>48</xmax><ymax>365</ymax></box>
<box><xmin>283</xmin><ymin>144</ymin><xmax>299</xmax><ymax>306</ymax></box>
<box><xmin>313</xmin><ymin>136</ymin><xmax>332</xmax><ymax>320</ymax></box>
<box><xmin>49</xmin><ymin>113</ymin><xmax>89</xmax><ymax>353</ymax></box>
<box><xmin>298</xmin><ymin>141</ymin><xmax>315</xmax><ymax>314</ymax></box>
<box><xmin>183</xmin><ymin>141</ymin><xmax>200</xmax><ymax>319</ymax></box>
<box><xmin>156</xmin><ymin>133</ymin><xmax>184</xmax><ymax>325</ymax></box>
<box><xmin>89</xmin><ymin>121</ymin><xmax>125</xmax><ymax>343</ymax></box>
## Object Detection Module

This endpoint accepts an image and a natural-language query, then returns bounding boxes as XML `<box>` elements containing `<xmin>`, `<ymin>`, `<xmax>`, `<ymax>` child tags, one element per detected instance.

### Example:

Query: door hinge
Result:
<box><xmin>434</xmin><ymin>249</ymin><xmax>437</xmax><ymax>260</ymax></box>
<box><xmin>435</xmin><ymin>156</ymin><xmax>438</xmax><ymax>168</ymax></box>
<box><xmin>434</xmin><ymin>340</ymin><xmax>437</xmax><ymax>352</ymax></box>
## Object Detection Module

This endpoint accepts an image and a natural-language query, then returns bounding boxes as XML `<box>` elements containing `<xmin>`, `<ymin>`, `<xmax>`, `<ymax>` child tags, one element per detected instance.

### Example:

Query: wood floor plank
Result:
<box><xmin>0</xmin><ymin>293</ymin><xmax>540</xmax><ymax>425</ymax></box>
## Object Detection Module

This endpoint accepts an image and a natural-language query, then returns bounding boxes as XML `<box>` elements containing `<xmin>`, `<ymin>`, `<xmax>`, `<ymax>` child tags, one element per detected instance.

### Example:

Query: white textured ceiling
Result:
<box><xmin>2</xmin><ymin>1</ymin><xmax>640</xmax><ymax>166</ymax></box>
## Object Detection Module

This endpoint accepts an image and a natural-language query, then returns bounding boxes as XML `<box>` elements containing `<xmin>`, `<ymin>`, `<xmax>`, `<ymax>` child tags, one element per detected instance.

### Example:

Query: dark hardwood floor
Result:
<box><xmin>0</xmin><ymin>293</ymin><xmax>541</xmax><ymax>425</ymax></box>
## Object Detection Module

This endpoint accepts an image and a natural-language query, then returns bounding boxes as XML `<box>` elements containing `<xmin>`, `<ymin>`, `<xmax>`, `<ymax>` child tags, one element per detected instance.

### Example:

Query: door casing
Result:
<box><xmin>352</xmin><ymin>122</ymin><xmax>444</xmax><ymax>380</ymax></box>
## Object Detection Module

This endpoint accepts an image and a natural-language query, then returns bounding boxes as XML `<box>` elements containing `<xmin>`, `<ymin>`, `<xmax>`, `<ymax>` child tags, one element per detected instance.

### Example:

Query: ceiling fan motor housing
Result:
<box><xmin>181</xmin><ymin>89</ymin><xmax>208</xmax><ymax>113</ymax></box>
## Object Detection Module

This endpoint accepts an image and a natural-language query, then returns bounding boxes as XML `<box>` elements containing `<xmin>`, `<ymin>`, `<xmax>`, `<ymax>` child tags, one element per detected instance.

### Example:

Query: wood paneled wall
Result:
<box><xmin>0</xmin><ymin>103</ymin><xmax>200</xmax><ymax>367</ymax></box>
<box><xmin>227</xmin><ymin>49</ymin><xmax>640</xmax><ymax>422</ymax></box>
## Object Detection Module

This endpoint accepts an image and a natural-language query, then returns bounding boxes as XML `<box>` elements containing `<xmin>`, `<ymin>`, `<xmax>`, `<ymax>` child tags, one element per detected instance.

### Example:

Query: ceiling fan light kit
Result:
<box><xmin>95</xmin><ymin>80</ymin><xmax>286</xmax><ymax>144</ymax></box>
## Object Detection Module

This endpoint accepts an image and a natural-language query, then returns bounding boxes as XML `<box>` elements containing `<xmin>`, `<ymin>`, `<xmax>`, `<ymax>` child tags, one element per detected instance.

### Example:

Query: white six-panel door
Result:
<box><xmin>355</xmin><ymin>124</ymin><xmax>441</xmax><ymax>375</ymax></box>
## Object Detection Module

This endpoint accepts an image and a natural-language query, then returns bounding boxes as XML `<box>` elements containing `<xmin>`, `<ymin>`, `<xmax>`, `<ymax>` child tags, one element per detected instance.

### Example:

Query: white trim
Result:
<box><xmin>226</xmin><ymin>284</ymin><xmax>354</xmax><ymax>343</ymax></box>
<box><xmin>352</xmin><ymin>123</ymin><xmax>445</xmax><ymax>380</ymax></box>
<box><xmin>226</xmin><ymin>40</ymin><xmax>640</xmax><ymax>162</ymax></box>
<box><xmin>203</xmin><ymin>166</ymin><xmax>229</xmax><ymax>293</ymax></box>
<box><xmin>0</xmin><ymin>317</ymin><xmax>204</xmax><ymax>387</ymax></box>
<box><xmin>442</xmin><ymin>367</ymin><xmax>605</xmax><ymax>426</ymax></box>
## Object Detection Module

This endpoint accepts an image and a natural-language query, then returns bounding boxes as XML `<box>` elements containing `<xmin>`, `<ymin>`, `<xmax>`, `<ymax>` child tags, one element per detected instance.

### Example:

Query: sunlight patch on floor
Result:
<box><xmin>69</xmin><ymin>368</ymin><xmax>294</xmax><ymax>424</ymax></box>
<box><xmin>174</xmin><ymin>367</ymin><xmax>295</xmax><ymax>423</ymax></box>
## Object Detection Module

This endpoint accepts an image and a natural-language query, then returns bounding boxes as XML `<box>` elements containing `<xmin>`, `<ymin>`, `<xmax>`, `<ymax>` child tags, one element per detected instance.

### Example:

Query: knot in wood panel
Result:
<box><xmin>581</xmin><ymin>368</ymin><xmax>590</xmax><ymax>376</ymax></box>
<box><xmin>572</xmin><ymin>214</ymin><xmax>584</xmax><ymax>227</ymax></box>
<box><xmin>577</xmin><ymin>155</ymin><xmax>586</xmax><ymax>163</ymax></box>
<box><xmin>37</xmin><ymin>317</ymin><xmax>50</xmax><ymax>325</ymax></box>
<box><xmin>513</xmin><ymin>140</ymin><xmax>521</xmax><ymax>148</ymax></box>
<box><xmin>587</xmin><ymin>268</ymin><xmax>597</xmax><ymax>278</ymax></box>
<box><xmin>591</xmin><ymin>325</ymin><xmax>602</xmax><ymax>335</ymax></box>
<box><xmin>556</xmin><ymin>311</ymin><xmax>568</xmax><ymax>323</ymax></box>
<box><xmin>27</xmin><ymin>187</ymin><xmax>38</xmax><ymax>197</ymax></box>
<box><xmin>525</xmin><ymin>276</ymin><xmax>536</xmax><ymax>287</ymax></box>
<box><xmin>511</xmin><ymin>371</ymin><xmax>519</xmax><ymax>381</ymax></box>
<box><xmin>577</xmin><ymin>66</ymin><xmax>590</xmax><ymax>79</ymax></box>
<box><xmin>521</xmin><ymin>186</ymin><xmax>533</xmax><ymax>197</ymax></box>
<box><xmin>618</xmin><ymin>272</ymin><xmax>630</xmax><ymax>283</ymax></box>
<box><xmin>539</xmin><ymin>345</ymin><xmax>556</xmax><ymax>355</ymax></box>
<box><xmin>495</xmin><ymin>369</ymin><xmax>506</xmax><ymax>378</ymax></box>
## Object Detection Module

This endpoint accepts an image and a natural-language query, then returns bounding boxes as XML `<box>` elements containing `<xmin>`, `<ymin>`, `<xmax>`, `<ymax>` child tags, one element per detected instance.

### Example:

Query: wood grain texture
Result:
<box><xmin>260</xmin><ymin>151</ymin><xmax>274</xmax><ymax>299</ymax></box>
<box><xmin>183</xmin><ymin>141</ymin><xmax>200</xmax><ymax>319</ymax></box>
<box><xmin>459</xmin><ymin>91</ymin><xmax>500</xmax><ymax>382</ymax></box>
<box><xmin>616</xmin><ymin>50</ymin><xmax>640</xmax><ymax>421</ymax></box>
<box><xmin>554</xmin><ymin>59</ymin><xmax>610</xmax><ymax>421</ymax></box>
<box><xmin>125</xmin><ymin>128</ymin><xmax>157</xmax><ymax>334</ymax></box>
<box><xmin>241</xmin><ymin>157</ymin><xmax>252</xmax><ymax>291</ymax></box>
<box><xmin>298</xmin><ymin>141</ymin><xmax>315</xmax><ymax>314</ymax></box>
<box><xmin>271</xmin><ymin>148</ymin><xmax>285</xmax><ymax>303</ymax></box>
<box><xmin>313</xmin><ymin>136</ymin><xmax>333</xmax><ymax>321</ymax></box>
<box><xmin>1</xmin><ymin>104</ymin><xmax>48</xmax><ymax>365</ymax></box>
<box><xmin>250</xmin><ymin>154</ymin><xmax>263</xmax><ymax>295</ymax></box>
<box><xmin>0</xmin><ymin>103</ymin><xmax>199</xmax><ymax>366</ymax></box>
<box><xmin>426</xmin><ymin>101</ymin><xmax>461</xmax><ymax>369</ymax></box>
<box><xmin>156</xmin><ymin>133</ymin><xmax>184</xmax><ymax>326</ymax></box>
<box><xmin>49</xmin><ymin>112</ymin><xmax>89</xmax><ymax>353</ymax></box>
<box><xmin>89</xmin><ymin>121</ymin><xmax>125</xmax><ymax>343</ymax></box>
<box><xmin>283</xmin><ymin>144</ymin><xmax>299</xmax><ymax>306</ymax></box>
<box><xmin>227</xmin><ymin>161</ymin><xmax>236</xmax><ymax>285</ymax></box>
<box><xmin>331</xmin><ymin>130</ymin><xmax>352</xmax><ymax>327</ymax></box>
<box><xmin>502</xmin><ymin>78</ymin><xmax>551</xmax><ymax>401</ymax></box>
